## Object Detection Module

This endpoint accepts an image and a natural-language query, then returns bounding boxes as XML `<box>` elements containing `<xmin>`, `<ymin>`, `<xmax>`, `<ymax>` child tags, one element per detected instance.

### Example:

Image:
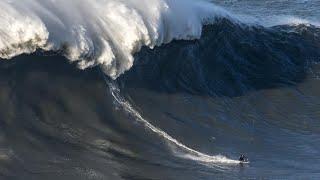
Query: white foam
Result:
<box><xmin>263</xmin><ymin>15</ymin><xmax>320</xmax><ymax>27</ymax></box>
<box><xmin>2</xmin><ymin>1</ymin><xmax>317</xmax><ymax>79</ymax></box>
<box><xmin>0</xmin><ymin>0</ymin><xmax>230</xmax><ymax>79</ymax></box>
<box><xmin>100</xmin><ymin>69</ymin><xmax>239</xmax><ymax>165</ymax></box>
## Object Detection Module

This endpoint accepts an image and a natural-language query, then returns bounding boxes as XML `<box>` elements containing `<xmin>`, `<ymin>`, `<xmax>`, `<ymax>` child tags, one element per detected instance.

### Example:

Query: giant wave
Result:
<box><xmin>1</xmin><ymin>1</ymin><xmax>320</xmax><ymax>178</ymax></box>
<box><xmin>2</xmin><ymin>0</ymin><xmax>319</xmax><ymax>80</ymax></box>
<box><xmin>0</xmin><ymin>0</ymin><xmax>232</xmax><ymax>79</ymax></box>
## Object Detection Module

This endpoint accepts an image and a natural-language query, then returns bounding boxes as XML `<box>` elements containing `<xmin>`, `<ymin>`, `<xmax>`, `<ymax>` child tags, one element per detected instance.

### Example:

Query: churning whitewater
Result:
<box><xmin>1</xmin><ymin>0</ymin><xmax>318</xmax><ymax>79</ymax></box>
<box><xmin>0</xmin><ymin>0</ymin><xmax>231</xmax><ymax>79</ymax></box>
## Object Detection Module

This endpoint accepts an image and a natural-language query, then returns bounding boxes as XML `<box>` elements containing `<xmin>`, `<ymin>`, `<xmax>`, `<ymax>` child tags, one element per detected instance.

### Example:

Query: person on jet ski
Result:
<box><xmin>239</xmin><ymin>154</ymin><xmax>247</xmax><ymax>162</ymax></box>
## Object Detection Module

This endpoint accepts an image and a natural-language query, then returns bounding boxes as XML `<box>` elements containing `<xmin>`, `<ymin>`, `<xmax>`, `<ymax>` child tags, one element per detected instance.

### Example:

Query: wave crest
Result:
<box><xmin>0</xmin><ymin>0</ymin><xmax>229</xmax><ymax>79</ymax></box>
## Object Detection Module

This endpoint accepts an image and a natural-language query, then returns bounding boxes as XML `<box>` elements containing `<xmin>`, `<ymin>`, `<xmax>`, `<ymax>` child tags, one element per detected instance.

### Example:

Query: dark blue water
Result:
<box><xmin>0</xmin><ymin>1</ymin><xmax>320</xmax><ymax>179</ymax></box>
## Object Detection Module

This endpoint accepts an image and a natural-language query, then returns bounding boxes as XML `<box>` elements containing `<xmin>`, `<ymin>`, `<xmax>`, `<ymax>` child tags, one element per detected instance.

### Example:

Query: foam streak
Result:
<box><xmin>99</xmin><ymin>68</ymin><xmax>239</xmax><ymax>164</ymax></box>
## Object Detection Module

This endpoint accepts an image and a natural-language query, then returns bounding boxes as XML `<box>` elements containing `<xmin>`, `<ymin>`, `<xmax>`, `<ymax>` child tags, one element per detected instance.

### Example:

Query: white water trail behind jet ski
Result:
<box><xmin>99</xmin><ymin>67</ymin><xmax>240</xmax><ymax>167</ymax></box>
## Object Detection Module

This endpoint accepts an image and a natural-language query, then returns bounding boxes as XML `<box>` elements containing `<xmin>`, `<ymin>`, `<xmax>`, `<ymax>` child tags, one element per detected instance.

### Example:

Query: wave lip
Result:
<box><xmin>0</xmin><ymin>0</ymin><xmax>230</xmax><ymax>79</ymax></box>
<box><xmin>0</xmin><ymin>1</ymin><xmax>49</xmax><ymax>59</ymax></box>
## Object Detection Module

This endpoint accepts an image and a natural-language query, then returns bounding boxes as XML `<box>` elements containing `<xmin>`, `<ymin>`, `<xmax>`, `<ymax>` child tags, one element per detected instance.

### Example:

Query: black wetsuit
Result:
<box><xmin>239</xmin><ymin>155</ymin><xmax>245</xmax><ymax>162</ymax></box>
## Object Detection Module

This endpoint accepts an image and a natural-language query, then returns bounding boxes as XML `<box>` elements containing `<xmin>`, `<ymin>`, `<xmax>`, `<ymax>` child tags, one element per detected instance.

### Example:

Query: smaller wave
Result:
<box><xmin>230</xmin><ymin>13</ymin><xmax>320</xmax><ymax>27</ymax></box>
<box><xmin>99</xmin><ymin>68</ymin><xmax>239</xmax><ymax>165</ymax></box>
<box><xmin>263</xmin><ymin>15</ymin><xmax>320</xmax><ymax>27</ymax></box>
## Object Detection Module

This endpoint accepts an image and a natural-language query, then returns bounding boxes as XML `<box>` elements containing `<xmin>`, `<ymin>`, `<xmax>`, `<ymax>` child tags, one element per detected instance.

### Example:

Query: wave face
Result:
<box><xmin>0</xmin><ymin>0</ymin><xmax>230</xmax><ymax>79</ymax></box>
<box><xmin>120</xmin><ymin>20</ymin><xmax>320</xmax><ymax>97</ymax></box>
<box><xmin>1</xmin><ymin>0</ymin><xmax>320</xmax><ymax>179</ymax></box>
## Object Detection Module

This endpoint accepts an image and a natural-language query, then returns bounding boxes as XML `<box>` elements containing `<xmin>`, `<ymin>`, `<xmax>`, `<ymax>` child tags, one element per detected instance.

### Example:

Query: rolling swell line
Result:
<box><xmin>99</xmin><ymin>67</ymin><xmax>239</xmax><ymax>165</ymax></box>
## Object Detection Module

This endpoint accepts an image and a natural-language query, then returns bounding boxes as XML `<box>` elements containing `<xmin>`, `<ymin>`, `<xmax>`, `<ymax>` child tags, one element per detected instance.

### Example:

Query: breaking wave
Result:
<box><xmin>1</xmin><ymin>0</ymin><xmax>319</xmax><ymax>80</ymax></box>
<box><xmin>0</xmin><ymin>0</ymin><xmax>231</xmax><ymax>79</ymax></box>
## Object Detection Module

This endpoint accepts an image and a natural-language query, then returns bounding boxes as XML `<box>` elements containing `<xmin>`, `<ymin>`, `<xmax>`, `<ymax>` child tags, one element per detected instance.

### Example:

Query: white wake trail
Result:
<box><xmin>100</xmin><ymin>69</ymin><xmax>239</xmax><ymax>165</ymax></box>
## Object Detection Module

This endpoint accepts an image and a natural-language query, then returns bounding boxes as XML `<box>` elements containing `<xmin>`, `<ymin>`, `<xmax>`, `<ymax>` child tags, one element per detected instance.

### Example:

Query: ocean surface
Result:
<box><xmin>0</xmin><ymin>0</ymin><xmax>320</xmax><ymax>179</ymax></box>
